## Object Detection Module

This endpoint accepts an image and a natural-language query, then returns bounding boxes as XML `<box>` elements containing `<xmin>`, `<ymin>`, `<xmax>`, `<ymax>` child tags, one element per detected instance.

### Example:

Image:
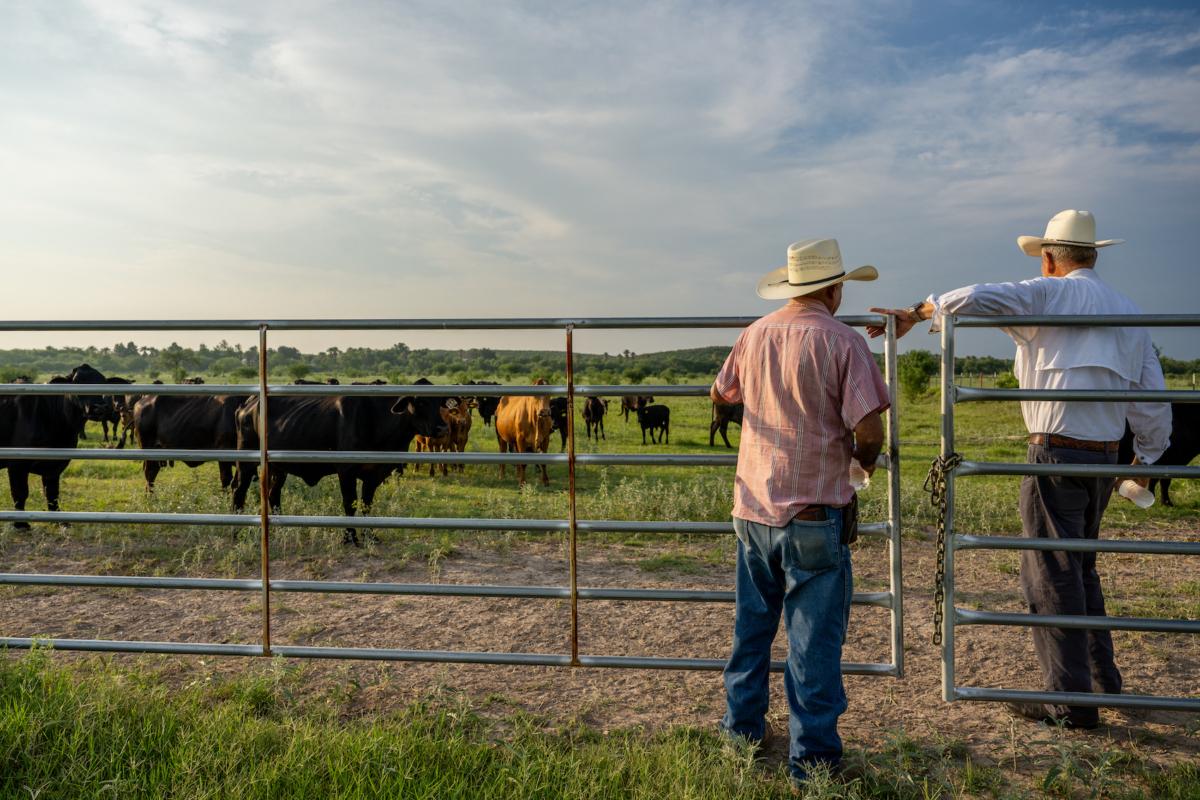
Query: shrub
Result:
<box><xmin>996</xmin><ymin>372</ymin><xmax>1019</xmax><ymax>389</ymax></box>
<box><xmin>898</xmin><ymin>350</ymin><xmax>939</xmax><ymax>402</ymax></box>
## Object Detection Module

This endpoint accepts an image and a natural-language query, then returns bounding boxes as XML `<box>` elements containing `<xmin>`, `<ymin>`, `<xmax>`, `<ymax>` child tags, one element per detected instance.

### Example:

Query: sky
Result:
<box><xmin>2</xmin><ymin>0</ymin><xmax>1198</xmax><ymax>359</ymax></box>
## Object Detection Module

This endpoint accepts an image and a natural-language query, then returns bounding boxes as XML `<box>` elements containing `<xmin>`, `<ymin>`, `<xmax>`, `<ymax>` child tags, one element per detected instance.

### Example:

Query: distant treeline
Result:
<box><xmin>0</xmin><ymin>342</ymin><xmax>1196</xmax><ymax>384</ymax></box>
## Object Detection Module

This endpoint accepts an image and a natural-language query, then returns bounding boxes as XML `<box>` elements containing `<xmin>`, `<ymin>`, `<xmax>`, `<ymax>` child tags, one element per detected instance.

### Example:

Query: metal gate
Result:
<box><xmin>937</xmin><ymin>313</ymin><xmax>1200</xmax><ymax>711</ymax></box>
<box><xmin>1</xmin><ymin>316</ymin><xmax>902</xmax><ymax>676</ymax></box>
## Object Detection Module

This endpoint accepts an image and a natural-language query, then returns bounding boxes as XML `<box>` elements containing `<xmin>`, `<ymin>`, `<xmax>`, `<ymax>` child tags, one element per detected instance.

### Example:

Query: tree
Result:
<box><xmin>287</xmin><ymin>363</ymin><xmax>312</xmax><ymax>381</ymax></box>
<box><xmin>897</xmin><ymin>350</ymin><xmax>939</xmax><ymax>402</ymax></box>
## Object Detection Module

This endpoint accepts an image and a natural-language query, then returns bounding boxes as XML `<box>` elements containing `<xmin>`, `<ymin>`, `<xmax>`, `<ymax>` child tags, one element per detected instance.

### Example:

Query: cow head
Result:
<box><xmin>67</xmin><ymin>363</ymin><xmax>109</xmax><ymax>419</ymax></box>
<box><xmin>391</xmin><ymin>377</ymin><xmax>450</xmax><ymax>438</ymax></box>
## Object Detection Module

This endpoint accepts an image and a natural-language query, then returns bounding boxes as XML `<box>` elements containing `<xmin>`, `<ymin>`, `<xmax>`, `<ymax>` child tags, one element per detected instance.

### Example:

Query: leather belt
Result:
<box><xmin>792</xmin><ymin>506</ymin><xmax>830</xmax><ymax>522</ymax></box>
<box><xmin>1028</xmin><ymin>433</ymin><xmax>1119</xmax><ymax>453</ymax></box>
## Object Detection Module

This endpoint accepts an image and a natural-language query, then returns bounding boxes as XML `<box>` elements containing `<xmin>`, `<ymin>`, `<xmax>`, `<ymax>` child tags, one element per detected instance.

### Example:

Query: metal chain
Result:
<box><xmin>924</xmin><ymin>453</ymin><xmax>962</xmax><ymax>646</ymax></box>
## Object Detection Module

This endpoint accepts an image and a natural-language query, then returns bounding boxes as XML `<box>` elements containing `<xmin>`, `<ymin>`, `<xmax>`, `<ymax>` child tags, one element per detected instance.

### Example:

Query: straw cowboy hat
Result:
<box><xmin>1017</xmin><ymin>209</ymin><xmax>1124</xmax><ymax>257</ymax></box>
<box><xmin>756</xmin><ymin>238</ymin><xmax>877</xmax><ymax>300</ymax></box>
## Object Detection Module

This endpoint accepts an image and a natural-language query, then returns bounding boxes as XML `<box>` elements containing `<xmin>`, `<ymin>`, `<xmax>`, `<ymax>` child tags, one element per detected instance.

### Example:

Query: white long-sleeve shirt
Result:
<box><xmin>927</xmin><ymin>269</ymin><xmax>1171</xmax><ymax>463</ymax></box>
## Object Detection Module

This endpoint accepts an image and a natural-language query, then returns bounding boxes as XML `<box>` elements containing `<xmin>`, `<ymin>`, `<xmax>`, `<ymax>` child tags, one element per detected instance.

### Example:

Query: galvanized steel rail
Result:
<box><xmin>0</xmin><ymin>315</ymin><xmax>904</xmax><ymax>677</ymax></box>
<box><xmin>938</xmin><ymin>313</ymin><xmax>1200</xmax><ymax>713</ymax></box>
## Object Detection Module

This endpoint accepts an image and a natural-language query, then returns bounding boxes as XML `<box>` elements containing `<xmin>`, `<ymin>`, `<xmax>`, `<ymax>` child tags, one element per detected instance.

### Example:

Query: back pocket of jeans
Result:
<box><xmin>784</xmin><ymin>519</ymin><xmax>839</xmax><ymax>572</ymax></box>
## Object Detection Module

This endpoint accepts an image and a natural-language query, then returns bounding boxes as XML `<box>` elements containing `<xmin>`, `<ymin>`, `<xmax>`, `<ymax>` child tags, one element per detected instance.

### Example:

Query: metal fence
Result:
<box><xmin>0</xmin><ymin>316</ymin><xmax>904</xmax><ymax>676</ymax></box>
<box><xmin>938</xmin><ymin>314</ymin><xmax>1200</xmax><ymax>712</ymax></box>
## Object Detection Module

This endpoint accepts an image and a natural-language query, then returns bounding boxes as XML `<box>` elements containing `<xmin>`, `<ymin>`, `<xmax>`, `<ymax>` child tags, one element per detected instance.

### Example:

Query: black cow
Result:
<box><xmin>709</xmin><ymin>401</ymin><xmax>744</xmax><ymax>448</ymax></box>
<box><xmin>1118</xmin><ymin>404</ymin><xmax>1200</xmax><ymax>506</ymax></box>
<box><xmin>549</xmin><ymin>397</ymin><xmax>568</xmax><ymax>451</ymax></box>
<box><xmin>2</xmin><ymin>366</ymin><xmax>108</xmax><ymax>528</ymax></box>
<box><xmin>132</xmin><ymin>392</ymin><xmax>250</xmax><ymax>492</ymax></box>
<box><xmin>231</xmin><ymin>378</ymin><xmax>448</xmax><ymax>545</ymax></box>
<box><xmin>637</xmin><ymin>404</ymin><xmax>670</xmax><ymax>444</ymax></box>
<box><xmin>294</xmin><ymin>378</ymin><xmax>341</xmax><ymax>385</ymax></box>
<box><xmin>620</xmin><ymin>395</ymin><xmax>654</xmax><ymax>423</ymax></box>
<box><xmin>101</xmin><ymin>377</ymin><xmax>135</xmax><ymax>447</ymax></box>
<box><xmin>583</xmin><ymin>397</ymin><xmax>609</xmax><ymax>442</ymax></box>
<box><xmin>469</xmin><ymin>381</ymin><xmax>501</xmax><ymax>426</ymax></box>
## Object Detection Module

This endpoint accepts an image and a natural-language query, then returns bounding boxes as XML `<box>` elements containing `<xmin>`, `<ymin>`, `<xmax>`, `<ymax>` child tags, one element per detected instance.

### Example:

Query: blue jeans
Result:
<box><xmin>722</xmin><ymin>512</ymin><xmax>853</xmax><ymax>781</ymax></box>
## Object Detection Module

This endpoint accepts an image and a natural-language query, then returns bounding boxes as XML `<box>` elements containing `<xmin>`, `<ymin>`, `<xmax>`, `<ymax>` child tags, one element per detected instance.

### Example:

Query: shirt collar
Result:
<box><xmin>1064</xmin><ymin>268</ymin><xmax>1099</xmax><ymax>281</ymax></box>
<box><xmin>785</xmin><ymin>297</ymin><xmax>833</xmax><ymax>317</ymax></box>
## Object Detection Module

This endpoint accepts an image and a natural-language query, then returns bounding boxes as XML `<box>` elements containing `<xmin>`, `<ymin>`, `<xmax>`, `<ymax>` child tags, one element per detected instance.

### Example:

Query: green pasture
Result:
<box><xmin>3</xmin><ymin>650</ymin><xmax>1198</xmax><ymax>800</ymax></box>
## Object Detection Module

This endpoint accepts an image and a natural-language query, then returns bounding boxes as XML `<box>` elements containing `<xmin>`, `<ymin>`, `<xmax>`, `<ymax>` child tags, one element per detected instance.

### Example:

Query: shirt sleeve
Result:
<box><xmin>926</xmin><ymin>278</ymin><xmax>1051</xmax><ymax>334</ymax></box>
<box><xmin>840</xmin><ymin>335</ymin><xmax>891</xmax><ymax>430</ymax></box>
<box><xmin>1126</xmin><ymin>333</ymin><xmax>1172</xmax><ymax>463</ymax></box>
<box><xmin>713</xmin><ymin>336</ymin><xmax>743</xmax><ymax>404</ymax></box>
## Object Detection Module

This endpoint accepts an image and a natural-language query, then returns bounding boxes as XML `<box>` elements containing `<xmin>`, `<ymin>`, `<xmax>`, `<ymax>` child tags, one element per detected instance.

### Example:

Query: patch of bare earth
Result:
<box><xmin>2</xmin><ymin>522</ymin><xmax>1197</xmax><ymax>787</ymax></box>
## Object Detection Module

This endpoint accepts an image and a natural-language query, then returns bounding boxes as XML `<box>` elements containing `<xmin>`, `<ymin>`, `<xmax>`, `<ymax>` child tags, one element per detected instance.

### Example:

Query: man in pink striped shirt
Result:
<box><xmin>712</xmin><ymin>238</ymin><xmax>889</xmax><ymax>786</ymax></box>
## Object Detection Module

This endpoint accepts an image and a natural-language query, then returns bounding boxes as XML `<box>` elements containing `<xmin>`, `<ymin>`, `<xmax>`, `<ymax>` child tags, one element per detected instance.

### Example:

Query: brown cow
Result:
<box><xmin>413</xmin><ymin>400</ymin><xmax>472</xmax><ymax>476</ymax></box>
<box><xmin>495</xmin><ymin>379</ymin><xmax>553</xmax><ymax>486</ymax></box>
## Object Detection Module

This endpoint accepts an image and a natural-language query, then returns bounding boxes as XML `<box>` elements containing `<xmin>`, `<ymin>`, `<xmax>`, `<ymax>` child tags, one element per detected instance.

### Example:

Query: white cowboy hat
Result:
<box><xmin>756</xmin><ymin>238</ymin><xmax>877</xmax><ymax>300</ymax></box>
<box><xmin>1017</xmin><ymin>209</ymin><xmax>1124</xmax><ymax>257</ymax></box>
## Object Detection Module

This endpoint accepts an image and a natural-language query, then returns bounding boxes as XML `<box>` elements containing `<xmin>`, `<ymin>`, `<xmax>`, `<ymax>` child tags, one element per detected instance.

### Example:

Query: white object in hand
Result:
<box><xmin>1117</xmin><ymin>480</ymin><xmax>1154</xmax><ymax>509</ymax></box>
<box><xmin>848</xmin><ymin>458</ymin><xmax>870</xmax><ymax>491</ymax></box>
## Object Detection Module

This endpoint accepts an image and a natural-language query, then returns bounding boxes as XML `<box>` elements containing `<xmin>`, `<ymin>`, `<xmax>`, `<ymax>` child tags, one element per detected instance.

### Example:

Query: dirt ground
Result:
<box><xmin>2</xmin><ymin>523</ymin><xmax>1198</xmax><ymax>784</ymax></box>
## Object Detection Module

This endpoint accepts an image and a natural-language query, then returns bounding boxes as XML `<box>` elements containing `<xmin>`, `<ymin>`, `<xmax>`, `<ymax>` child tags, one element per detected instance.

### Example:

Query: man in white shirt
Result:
<box><xmin>868</xmin><ymin>210</ymin><xmax>1171</xmax><ymax>729</ymax></box>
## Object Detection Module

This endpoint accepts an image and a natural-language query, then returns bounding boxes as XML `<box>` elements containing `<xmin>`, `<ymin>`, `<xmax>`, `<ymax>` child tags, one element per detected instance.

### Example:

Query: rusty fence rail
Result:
<box><xmin>0</xmin><ymin>316</ymin><xmax>903</xmax><ymax>677</ymax></box>
<box><xmin>938</xmin><ymin>313</ymin><xmax>1200</xmax><ymax>712</ymax></box>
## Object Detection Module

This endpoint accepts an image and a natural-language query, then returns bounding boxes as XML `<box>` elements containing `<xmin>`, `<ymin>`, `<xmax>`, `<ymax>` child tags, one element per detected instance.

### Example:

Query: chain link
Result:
<box><xmin>924</xmin><ymin>453</ymin><xmax>962</xmax><ymax>645</ymax></box>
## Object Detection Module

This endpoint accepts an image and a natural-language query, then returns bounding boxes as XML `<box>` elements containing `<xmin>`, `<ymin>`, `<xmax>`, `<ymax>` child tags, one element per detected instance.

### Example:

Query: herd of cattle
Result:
<box><xmin>2</xmin><ymin>364</ymin><xmax>1195</xmax><ymax>544</ymax></box>
<box><xmin>0</xmin><ymin>365</ymin><xmax>751</xmax><ymax>544</ymax></box>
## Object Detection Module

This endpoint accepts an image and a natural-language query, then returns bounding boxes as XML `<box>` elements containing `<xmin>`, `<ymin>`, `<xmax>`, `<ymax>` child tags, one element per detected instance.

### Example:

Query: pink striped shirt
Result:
<box><xmin>714</xmin><ymin>299</ymin><xmax>890</xmax><ymax>527</ymax></box>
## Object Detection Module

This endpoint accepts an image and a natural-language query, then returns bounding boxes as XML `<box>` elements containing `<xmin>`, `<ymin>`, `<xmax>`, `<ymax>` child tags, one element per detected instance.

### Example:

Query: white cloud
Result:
<box><xmin>0</xmin><ymin>1</ymin><xmax>1196</xmax><ymax>355</ymax></box>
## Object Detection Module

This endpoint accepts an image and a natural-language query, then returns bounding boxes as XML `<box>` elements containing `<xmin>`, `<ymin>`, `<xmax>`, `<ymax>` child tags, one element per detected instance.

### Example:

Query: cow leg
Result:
<box><xmin>338</xmin><ymin>472</ymin><xmax>361</xmax><ymax>546</ymax></box>
<box><xmin>641</xmin><ymin>425</ymin><xmax>647</xmax><ymax>445</ymax></box>
<box><xmin>218</xmin><ymin>461</ymin><xmax>234</xmax><ymax>491</ymax></box>
<box><xmin>143</xmin><ymin>459</ymin><xmax>161</xmax><ymax>492</ymax></box>
<box><xmin>43</xmin><ymin>472</ymin><xmax>63</xmax><ymax>521</ymax></box>
<box><xmin>268</xmin><ymin>472</ymin><xmax>285</xmax><ymax>514</ymax></box>
<box><xmin>721</xmin><ymin>422</ymin><xmax>732</xmax><ymax>448</ymax></box>
<box><xmin>709</xmin><ymin>420</ymin><xmax>718</xmax><ymax>447</ymax></box>
<box><xmin>1158</xmin><ymin>478</ymin><xmax>1173</xmax><ymax>507</ymax></box>
<box><xmin>9</xmin><ymin>469</ymin><xmax>30</xmax><ymax>530</ymax></box>
<box><xmin>359</xmin><ymin>475</ymin><xmax>383</xmax><ymax>544</ymax></box>
<box><xmin>231</xmin><ymin>465</ymin><xmax>256</xmax><ymax>511</ymax></box>
<box><xmin>599</xmin><ymin>418</ymin><xmax>605</xmax><ymax>441</ymax></box>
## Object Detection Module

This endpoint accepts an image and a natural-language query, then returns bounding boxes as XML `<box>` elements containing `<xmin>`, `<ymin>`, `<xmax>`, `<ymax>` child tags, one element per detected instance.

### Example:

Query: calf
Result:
<box><xmin>620</xmin><ymin>395</ymin><xmax>654</xmax><ymax>423</ymax></box>
<box><xmin>583</xmin><ymin>397</ymin><xmax>609</xmax><ymax>442</ymax></box>
<box><xmin>549</xmin><ymin>397</ymin><xmax>568</xmax><ymax>451</ymax></box>
<box><xmin>709</xmin><ymin>401</ymin><xmax>744</xmax><ymax>448</ymax></box>
<box><xmin>413</xmin><ymin>399</ymin><xmax>470</xmax><ymax>476</ymax></box>
<box><xmin>637</xmin><ymin>403</ymin><xmax>670</xmax><ymax>445</ymax></box>
<box><xmin>1118</xmin><ymin>403</ymin><xmax>1200</xmax><ymax>506</ymax></box>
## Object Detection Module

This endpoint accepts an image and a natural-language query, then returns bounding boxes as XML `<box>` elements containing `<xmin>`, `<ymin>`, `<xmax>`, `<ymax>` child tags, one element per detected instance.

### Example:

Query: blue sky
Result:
<box><xmin>1</xmin><ymin>0</ymin><xmax>1197</xmax><ymax>358</ymax></box>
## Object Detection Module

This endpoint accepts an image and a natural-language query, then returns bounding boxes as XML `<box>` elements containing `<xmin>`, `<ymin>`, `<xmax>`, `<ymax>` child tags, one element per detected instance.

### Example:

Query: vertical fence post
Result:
<box><xmin>939</xmin><ymin>316</ymin><xmax>956</xmax><ymax>701</ymax></box>
<box><xmin>257</xmin><ymin>325</ymin><xmax>272</xmax><ymax>656</ymax></box>
<box><xmin>883</xmin><ymin>314</ymin><xmax>904</xmax><ymax>676</ymax></box>
<box><xmin>565</xmin><ymin>325</ymin><xmax>580</xmax><ymax>666</ymax></box>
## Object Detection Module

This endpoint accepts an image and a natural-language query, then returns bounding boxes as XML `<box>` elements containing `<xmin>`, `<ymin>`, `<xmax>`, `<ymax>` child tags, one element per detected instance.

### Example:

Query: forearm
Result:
<box><xmin>852</xmin><ymin>412</ymin><xmax>884</xmax><ymax>470</ymax></box>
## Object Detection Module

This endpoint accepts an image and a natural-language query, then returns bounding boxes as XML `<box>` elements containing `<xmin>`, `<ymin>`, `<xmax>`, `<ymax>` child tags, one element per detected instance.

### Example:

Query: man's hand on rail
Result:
<box><xmin>866</xmin><ymin>303</ymin><xmax>932</xmax><ymax>340</ymax></box>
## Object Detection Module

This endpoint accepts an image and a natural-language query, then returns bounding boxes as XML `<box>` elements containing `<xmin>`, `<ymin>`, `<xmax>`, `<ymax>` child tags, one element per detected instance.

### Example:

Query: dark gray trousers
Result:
<box><xmin>1019</xmin><ymin>443</ymin><xmax>1122</xmax><ymax>726</ymax></box>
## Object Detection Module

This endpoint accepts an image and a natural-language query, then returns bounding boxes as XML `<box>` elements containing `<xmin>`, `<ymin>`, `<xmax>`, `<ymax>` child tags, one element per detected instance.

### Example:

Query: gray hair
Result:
<box><xmin>1043</xmin><ymin>244</ymin><xmax>1097</xmax><ymax>267</ymax></box>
